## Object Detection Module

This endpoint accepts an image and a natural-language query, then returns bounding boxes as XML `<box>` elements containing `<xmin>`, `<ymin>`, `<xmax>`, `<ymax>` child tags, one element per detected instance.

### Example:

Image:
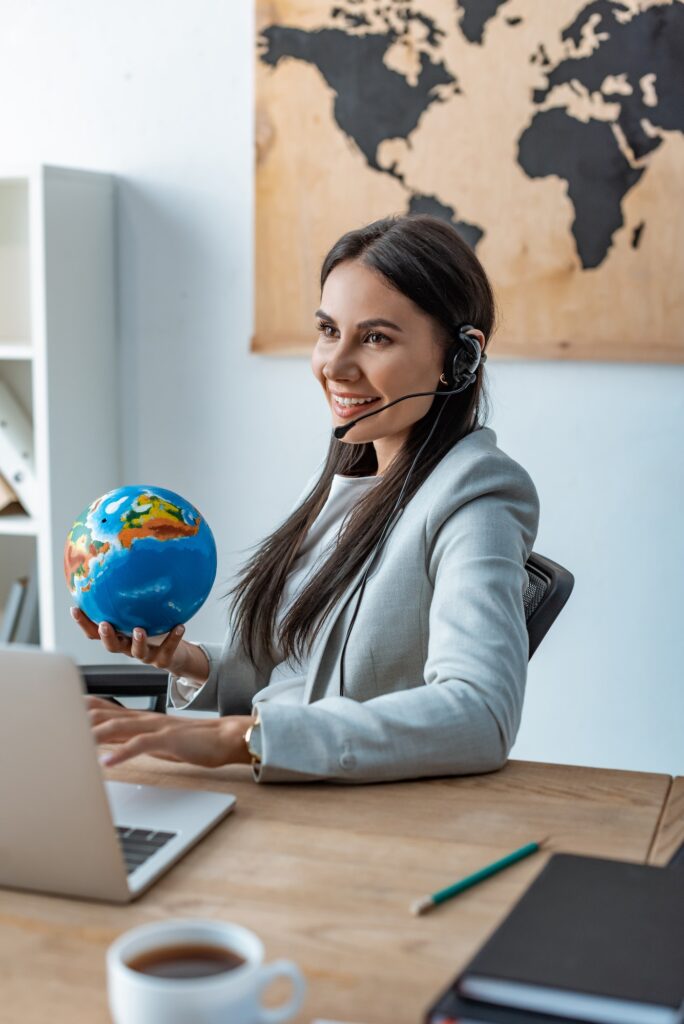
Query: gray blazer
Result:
<box><xmin>169</xmin><ymin>426</ymin><xmax>540</xmax><ymax>783</ymax></box>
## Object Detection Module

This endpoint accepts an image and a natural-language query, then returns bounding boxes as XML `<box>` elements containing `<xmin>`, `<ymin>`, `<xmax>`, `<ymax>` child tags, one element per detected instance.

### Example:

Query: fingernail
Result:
<box><xmin>99</xmin><ymin>623</ymin><xmax>110</xmax><ymax>635</ymax></box>
<box><xmin>70</xmin><ymin>607</ymin><xmax>78</xmax><ymax>619</ymax></box>
<box><xmin>174</xmin><ymin>625</ymin><xmax>185</xmax><ymax>636</ymax></box>
<box><xmin>99</xmin><ymin>753</ymin><xmax>114</xmax><ymax>766</ymax></box>
<box><xmin>133</xmin><ymin>628</ymin><xmax>143</xmax><ymax>640</ymax></box>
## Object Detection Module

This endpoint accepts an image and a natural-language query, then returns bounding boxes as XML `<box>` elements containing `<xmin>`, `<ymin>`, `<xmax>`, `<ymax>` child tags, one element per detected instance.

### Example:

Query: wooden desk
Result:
<box><xmin>649</xmin><ymin>775</ymin><xmax>684</xmax><ymax>866</ymax></box>
<box><xmin>0</xmin><ymin>759</ymin><xmax>671</xmax><ymax>1024</ymax></box>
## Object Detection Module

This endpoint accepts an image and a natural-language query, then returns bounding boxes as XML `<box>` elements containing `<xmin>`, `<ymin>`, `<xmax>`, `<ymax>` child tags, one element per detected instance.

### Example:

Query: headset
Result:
<box><xmin>334</xmin><ymin>325</ymin><xmax>486</xmax><ymax>696</ymax></box>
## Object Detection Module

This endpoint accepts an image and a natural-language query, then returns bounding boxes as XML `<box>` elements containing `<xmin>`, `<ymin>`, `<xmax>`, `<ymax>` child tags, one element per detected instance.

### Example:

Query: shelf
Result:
<box><xmin>0</xmin><ymin>359</ymin><xmax>33</xmax><ymax>417</ymax></box>
<box><xmin>0</xmin><ymin>165</ymin><xmax>118</xmax><ymax>661</ymax></box>
<box><xmin>0</xmin><ymin>513</ymin><xmax>38</xmax><ymax>536</ymax></box>
<box><xmin>0</xmin><ymin>179</ymin><xmax>31</xmax><ymax>343</ymax></box>
<box><xmin>0</xmin><ymin>343</ymin><xmax>33</xmax><ymax>360</ymax></box>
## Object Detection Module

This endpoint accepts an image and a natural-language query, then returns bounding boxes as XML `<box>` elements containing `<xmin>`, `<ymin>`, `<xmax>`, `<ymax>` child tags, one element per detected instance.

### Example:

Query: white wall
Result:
<box><xmin>2</xmin><ymin>0</ymin><xmax>681</xmax><ymax>774</ymax></box>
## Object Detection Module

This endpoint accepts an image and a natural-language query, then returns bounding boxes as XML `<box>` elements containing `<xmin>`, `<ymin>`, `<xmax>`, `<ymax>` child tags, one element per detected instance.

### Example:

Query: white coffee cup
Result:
<box><xmin>107</xmin><ymin>918</ymin><xmax>306</xmax><ymax>1024</ymax></box>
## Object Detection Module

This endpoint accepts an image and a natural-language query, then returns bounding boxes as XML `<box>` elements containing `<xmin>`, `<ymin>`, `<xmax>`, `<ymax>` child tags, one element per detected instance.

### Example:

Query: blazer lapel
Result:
<box><xmin>302</xmin><ymin>560</ymin><xmax>368</xmax><ymax>703</ymax></box>
<box><xmin>301</xmin><ymin>507</ymin><xmax>405</xmax><ymax>708</ymax></box>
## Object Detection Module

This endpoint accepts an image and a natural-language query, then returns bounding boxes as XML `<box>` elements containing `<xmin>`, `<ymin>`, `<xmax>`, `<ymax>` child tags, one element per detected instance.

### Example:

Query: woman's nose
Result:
<box><xmin>323</xmin><ymin>344</ymin><xmax>361</xmax><ymax>382</ymax></box>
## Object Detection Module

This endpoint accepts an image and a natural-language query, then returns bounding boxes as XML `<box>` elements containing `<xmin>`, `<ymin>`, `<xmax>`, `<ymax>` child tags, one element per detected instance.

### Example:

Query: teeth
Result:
<box><xmin>332</xmin><ymin>395</ymin><xmax>378</xmax><ymax>406</ymax></box>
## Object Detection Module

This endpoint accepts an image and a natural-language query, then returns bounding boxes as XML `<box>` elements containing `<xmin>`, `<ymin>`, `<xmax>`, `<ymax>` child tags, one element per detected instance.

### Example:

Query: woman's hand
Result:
<box><xmin>87</xmin><ymin>696</ymin><xmax>254</xmax><ymax>768</ymax></box>
<box><xmin>70</xmin><ymin>606</ymin><xmax>210</xmax><ymax>684</ymax></box>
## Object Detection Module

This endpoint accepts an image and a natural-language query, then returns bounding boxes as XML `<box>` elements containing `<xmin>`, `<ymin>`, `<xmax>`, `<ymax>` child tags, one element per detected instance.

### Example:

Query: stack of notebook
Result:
<box><xmin>425</xmin><ymin>852</ymin><xmax>684</xmax><ymax>1024</ymax></box>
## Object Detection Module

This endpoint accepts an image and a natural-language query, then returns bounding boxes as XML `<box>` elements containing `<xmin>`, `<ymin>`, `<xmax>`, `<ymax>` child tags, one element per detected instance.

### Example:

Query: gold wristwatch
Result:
<box><xmin>244</xmin><ymin>707</ymin><xmax>262</xmax><ymax>765</ymax></box>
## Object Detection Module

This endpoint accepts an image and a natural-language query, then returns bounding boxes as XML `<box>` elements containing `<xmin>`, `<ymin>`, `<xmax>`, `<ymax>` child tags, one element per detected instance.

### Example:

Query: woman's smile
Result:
<box><xmin>329</xmin><ymin>390</ymin><xmax>383</xmax><ymax>418</ymax></box>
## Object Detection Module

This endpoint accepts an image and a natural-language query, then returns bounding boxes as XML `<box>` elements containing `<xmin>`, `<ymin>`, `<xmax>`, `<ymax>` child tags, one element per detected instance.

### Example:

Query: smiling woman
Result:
<box><xmin>231</xmin><ymin>216</ymin><xmax>494</xmax><ymax>670</ymax></box>
<box><xmin>77</xmin><ymin>214</ymin><xmax>540</xmax><ymax>785</ymax></box>
<box><xmin>312</xmin><ymin>262</ymin><xmax>480</xmax><ymax>462</ymax></box>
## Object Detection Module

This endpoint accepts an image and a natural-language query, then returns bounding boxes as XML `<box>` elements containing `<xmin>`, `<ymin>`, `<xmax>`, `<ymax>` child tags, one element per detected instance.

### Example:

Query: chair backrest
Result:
<box><xmin>523</xmin><ymin>551</ymin><xmax>574</xmax><ymax>660</ymax></box>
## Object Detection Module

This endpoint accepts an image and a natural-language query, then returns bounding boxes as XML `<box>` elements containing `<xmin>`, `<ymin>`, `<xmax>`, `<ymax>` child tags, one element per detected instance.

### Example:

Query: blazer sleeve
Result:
<box><xmin>167</xmin><ymin>638</ymin><xmax>257</xmax><ymax>714</ymax></box>
<box><xmin>253</xmin><ymin>454</ymin><xmax>540</xmax><ymax>783</ymax></box>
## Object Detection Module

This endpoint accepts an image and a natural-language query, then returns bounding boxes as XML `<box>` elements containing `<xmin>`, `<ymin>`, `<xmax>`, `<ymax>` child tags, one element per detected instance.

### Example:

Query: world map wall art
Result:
<box><xmin>253</xmin><ymin>0</ymin><xmax>684</xmax><ymax>362</ymax></box>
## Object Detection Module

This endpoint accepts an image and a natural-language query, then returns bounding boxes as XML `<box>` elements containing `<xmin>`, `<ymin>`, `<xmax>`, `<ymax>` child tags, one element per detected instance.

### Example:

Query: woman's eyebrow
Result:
<box><xmin>314</xmin><ymin>308</ymin><xmax>403</xmax><ymax>331</ymax></box>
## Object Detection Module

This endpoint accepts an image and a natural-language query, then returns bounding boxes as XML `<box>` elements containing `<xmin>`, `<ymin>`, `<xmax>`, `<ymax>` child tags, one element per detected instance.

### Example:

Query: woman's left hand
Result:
<box><xmin>87</xmin><ymin>696</ymin><xmax>254</xmax><ymax>769</ymax></box>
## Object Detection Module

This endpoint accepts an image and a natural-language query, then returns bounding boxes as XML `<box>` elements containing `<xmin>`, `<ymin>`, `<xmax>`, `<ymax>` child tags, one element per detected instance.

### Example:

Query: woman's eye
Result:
<box><xmin>315</xmin><ymin>322</ymin><xmax>390</xmax><ymax>345</ymax></box>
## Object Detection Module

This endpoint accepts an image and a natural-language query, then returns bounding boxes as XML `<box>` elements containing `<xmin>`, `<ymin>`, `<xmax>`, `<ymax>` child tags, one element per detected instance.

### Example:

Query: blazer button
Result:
<box><xmin>339</xmin><ymin>752</ymin><xmax>357</xmax><ymax>770</ymax></box>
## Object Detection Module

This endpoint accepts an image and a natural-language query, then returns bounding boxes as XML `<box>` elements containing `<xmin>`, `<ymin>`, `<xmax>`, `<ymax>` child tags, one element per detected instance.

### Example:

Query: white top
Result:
<box><xmin>170</xmin><ymin>473</ymin><xmax>382</xmax><ymax>709</ymax></box>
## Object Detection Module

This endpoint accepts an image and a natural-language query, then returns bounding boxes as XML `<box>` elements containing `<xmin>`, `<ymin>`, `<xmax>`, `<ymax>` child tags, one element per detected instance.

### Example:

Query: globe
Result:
<box><xmin>64</xmin><ymin>485</ymin><xmax>217</xmax><ymax>640</ymax></box>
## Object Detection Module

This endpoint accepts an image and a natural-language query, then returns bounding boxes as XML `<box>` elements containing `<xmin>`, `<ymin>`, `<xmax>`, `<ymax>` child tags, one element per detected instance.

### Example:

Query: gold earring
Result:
<box><xmin>439</xmin><ymin>373</ymin><xmax>449</xmax><ymax>385</ymax></box>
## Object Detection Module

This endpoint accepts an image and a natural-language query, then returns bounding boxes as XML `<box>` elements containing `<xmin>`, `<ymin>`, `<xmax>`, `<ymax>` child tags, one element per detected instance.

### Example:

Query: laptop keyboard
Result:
<box><xmin>115</xmin><ymin>826</ymin><xmax>177</xmax><ymax>875</ymax></box>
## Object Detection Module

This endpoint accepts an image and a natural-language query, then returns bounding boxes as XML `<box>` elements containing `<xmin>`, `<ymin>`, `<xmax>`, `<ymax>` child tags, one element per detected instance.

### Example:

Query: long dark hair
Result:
<box><xmin>226</xmin><ymin>214</ymin><xmax>496</xmax><ymax>666</ymax></box>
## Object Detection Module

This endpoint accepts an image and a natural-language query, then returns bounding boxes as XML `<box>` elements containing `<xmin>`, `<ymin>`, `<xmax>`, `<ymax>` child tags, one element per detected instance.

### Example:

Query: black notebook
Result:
<box><xmin>457</xmin><ymin>853</ymin><xmax>684</xmax><ymax>1024</ymax></box>
<box><xmin>427</xmin><ymin>988</ymin><xmax>603</xmax><ymax>1023</ymax></box>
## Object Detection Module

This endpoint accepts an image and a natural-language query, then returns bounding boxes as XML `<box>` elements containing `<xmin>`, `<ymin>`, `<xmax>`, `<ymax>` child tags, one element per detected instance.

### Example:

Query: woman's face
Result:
<box><xmin>311</xmin><ymin>259</ymin><xmax>447</xmax><ymax>475</ymax></box>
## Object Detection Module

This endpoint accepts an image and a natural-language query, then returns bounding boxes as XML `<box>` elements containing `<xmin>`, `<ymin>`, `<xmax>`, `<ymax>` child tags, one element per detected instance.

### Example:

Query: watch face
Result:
<box><xmin>249</xmin><ymin>721</ymin><xmax>262</xmax><ymax>761</ymax></box>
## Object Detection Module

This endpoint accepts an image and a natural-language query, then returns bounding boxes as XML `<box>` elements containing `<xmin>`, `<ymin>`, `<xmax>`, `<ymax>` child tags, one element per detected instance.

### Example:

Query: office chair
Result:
<box><xmin>523</xmin><ymin>552</ymin><xmax>574</xmax><ymax>659</ymax></box>
<box><xmin>81</xmin><ymin>551</ymin><xmax>574</xmax><ymax>712</ymax></box>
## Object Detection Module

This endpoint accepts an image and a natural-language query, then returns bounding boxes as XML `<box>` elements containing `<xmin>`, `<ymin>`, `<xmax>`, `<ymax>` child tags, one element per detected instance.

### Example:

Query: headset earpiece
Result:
<box><xmin>441</xmin><ymin>323</ymin><xmax>486</xmax><ymax>389</ymax></box>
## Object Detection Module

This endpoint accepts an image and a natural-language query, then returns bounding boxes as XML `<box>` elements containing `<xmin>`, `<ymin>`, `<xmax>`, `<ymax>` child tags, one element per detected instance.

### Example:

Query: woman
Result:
<box><xmin>75</xmin><ymin>214</ymin><xmax>539</xmax><ymax>783</ymax></box>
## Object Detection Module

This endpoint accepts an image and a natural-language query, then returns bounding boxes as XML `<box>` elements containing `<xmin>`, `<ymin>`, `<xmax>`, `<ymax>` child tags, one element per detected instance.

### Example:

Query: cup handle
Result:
<box><xmin>256</xmin><ymin>959</ymin><xmax>306</xmax><ymax>1024</ymax></box>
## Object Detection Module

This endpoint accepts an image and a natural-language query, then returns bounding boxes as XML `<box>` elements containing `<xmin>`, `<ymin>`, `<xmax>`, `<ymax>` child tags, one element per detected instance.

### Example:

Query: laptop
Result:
<box><xmin>0</xmin><ymin>644</ymin><xmax>236</xmax><ymax>902</ymax></box>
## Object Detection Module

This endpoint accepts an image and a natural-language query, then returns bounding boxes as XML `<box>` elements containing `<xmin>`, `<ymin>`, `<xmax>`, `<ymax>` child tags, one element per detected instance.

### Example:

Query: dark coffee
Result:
<box><xmin>127</xmin><ymin>943</ymin><xmax>245</xmax><ymax>979</ymax></box>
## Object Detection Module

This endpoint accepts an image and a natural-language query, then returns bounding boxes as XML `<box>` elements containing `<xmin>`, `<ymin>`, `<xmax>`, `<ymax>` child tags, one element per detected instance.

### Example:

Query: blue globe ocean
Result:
<box><xmin>64</xmin><ymin>485</ymin><xmax>217</xmax><ymax>637</ymax></box>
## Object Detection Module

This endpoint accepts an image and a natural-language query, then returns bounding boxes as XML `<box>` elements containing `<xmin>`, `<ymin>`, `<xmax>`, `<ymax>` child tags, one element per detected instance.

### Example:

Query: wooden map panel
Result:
<box><xmin>254</xmin><ymin>0</ymin><xmax>684</xmax><ymax>362</ymax></box>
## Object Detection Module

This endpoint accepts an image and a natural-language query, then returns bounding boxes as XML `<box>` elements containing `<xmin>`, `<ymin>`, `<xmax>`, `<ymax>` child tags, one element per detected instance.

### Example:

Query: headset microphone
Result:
<box><xmin>333</xmin><ymin>327</ymin><xmax>486</xmax><ymax>441</ymax></box>
<box><xmin>334</xmin><ymin>387</ymin><xmax>463</xmax><ymax>439</ymax></box>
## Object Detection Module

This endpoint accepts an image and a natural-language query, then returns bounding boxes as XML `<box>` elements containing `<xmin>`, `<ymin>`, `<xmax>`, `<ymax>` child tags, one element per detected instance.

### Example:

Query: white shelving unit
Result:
<box><xmin>0</xmin><ymin>165</ymin><xmax>121</xmax><ymax>664</ymax></box>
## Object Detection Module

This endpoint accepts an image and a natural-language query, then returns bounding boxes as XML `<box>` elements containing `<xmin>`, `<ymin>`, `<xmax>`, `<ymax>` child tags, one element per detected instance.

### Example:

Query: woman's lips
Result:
<box><xmin>331</xmin><ymin>395</ymin><xmax>382</xmax><ymax>419</ymax></box>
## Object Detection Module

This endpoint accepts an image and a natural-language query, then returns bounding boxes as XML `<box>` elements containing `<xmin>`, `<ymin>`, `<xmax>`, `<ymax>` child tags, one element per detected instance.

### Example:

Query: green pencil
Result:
<box><xmin>411</xmin><ymin>838</ymin><xmax>548</xmax><ymax>915</ymax></box>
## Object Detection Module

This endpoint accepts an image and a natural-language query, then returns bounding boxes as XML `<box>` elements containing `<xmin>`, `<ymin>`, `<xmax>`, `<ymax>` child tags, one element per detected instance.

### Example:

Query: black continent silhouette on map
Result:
<box><xmin>259</xmin><ymin>7</ymin><xmax>486</xmax><ymax>248</ymax></box>
<box><xmin>520</xmin><ymin>1</ymin><xmax>684</xmax><ymax>268</ymax></box>
<box><xmin>259</xmin><ymin>1</ymin><xmax>684</xmax><ymax>268</ymax></box>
